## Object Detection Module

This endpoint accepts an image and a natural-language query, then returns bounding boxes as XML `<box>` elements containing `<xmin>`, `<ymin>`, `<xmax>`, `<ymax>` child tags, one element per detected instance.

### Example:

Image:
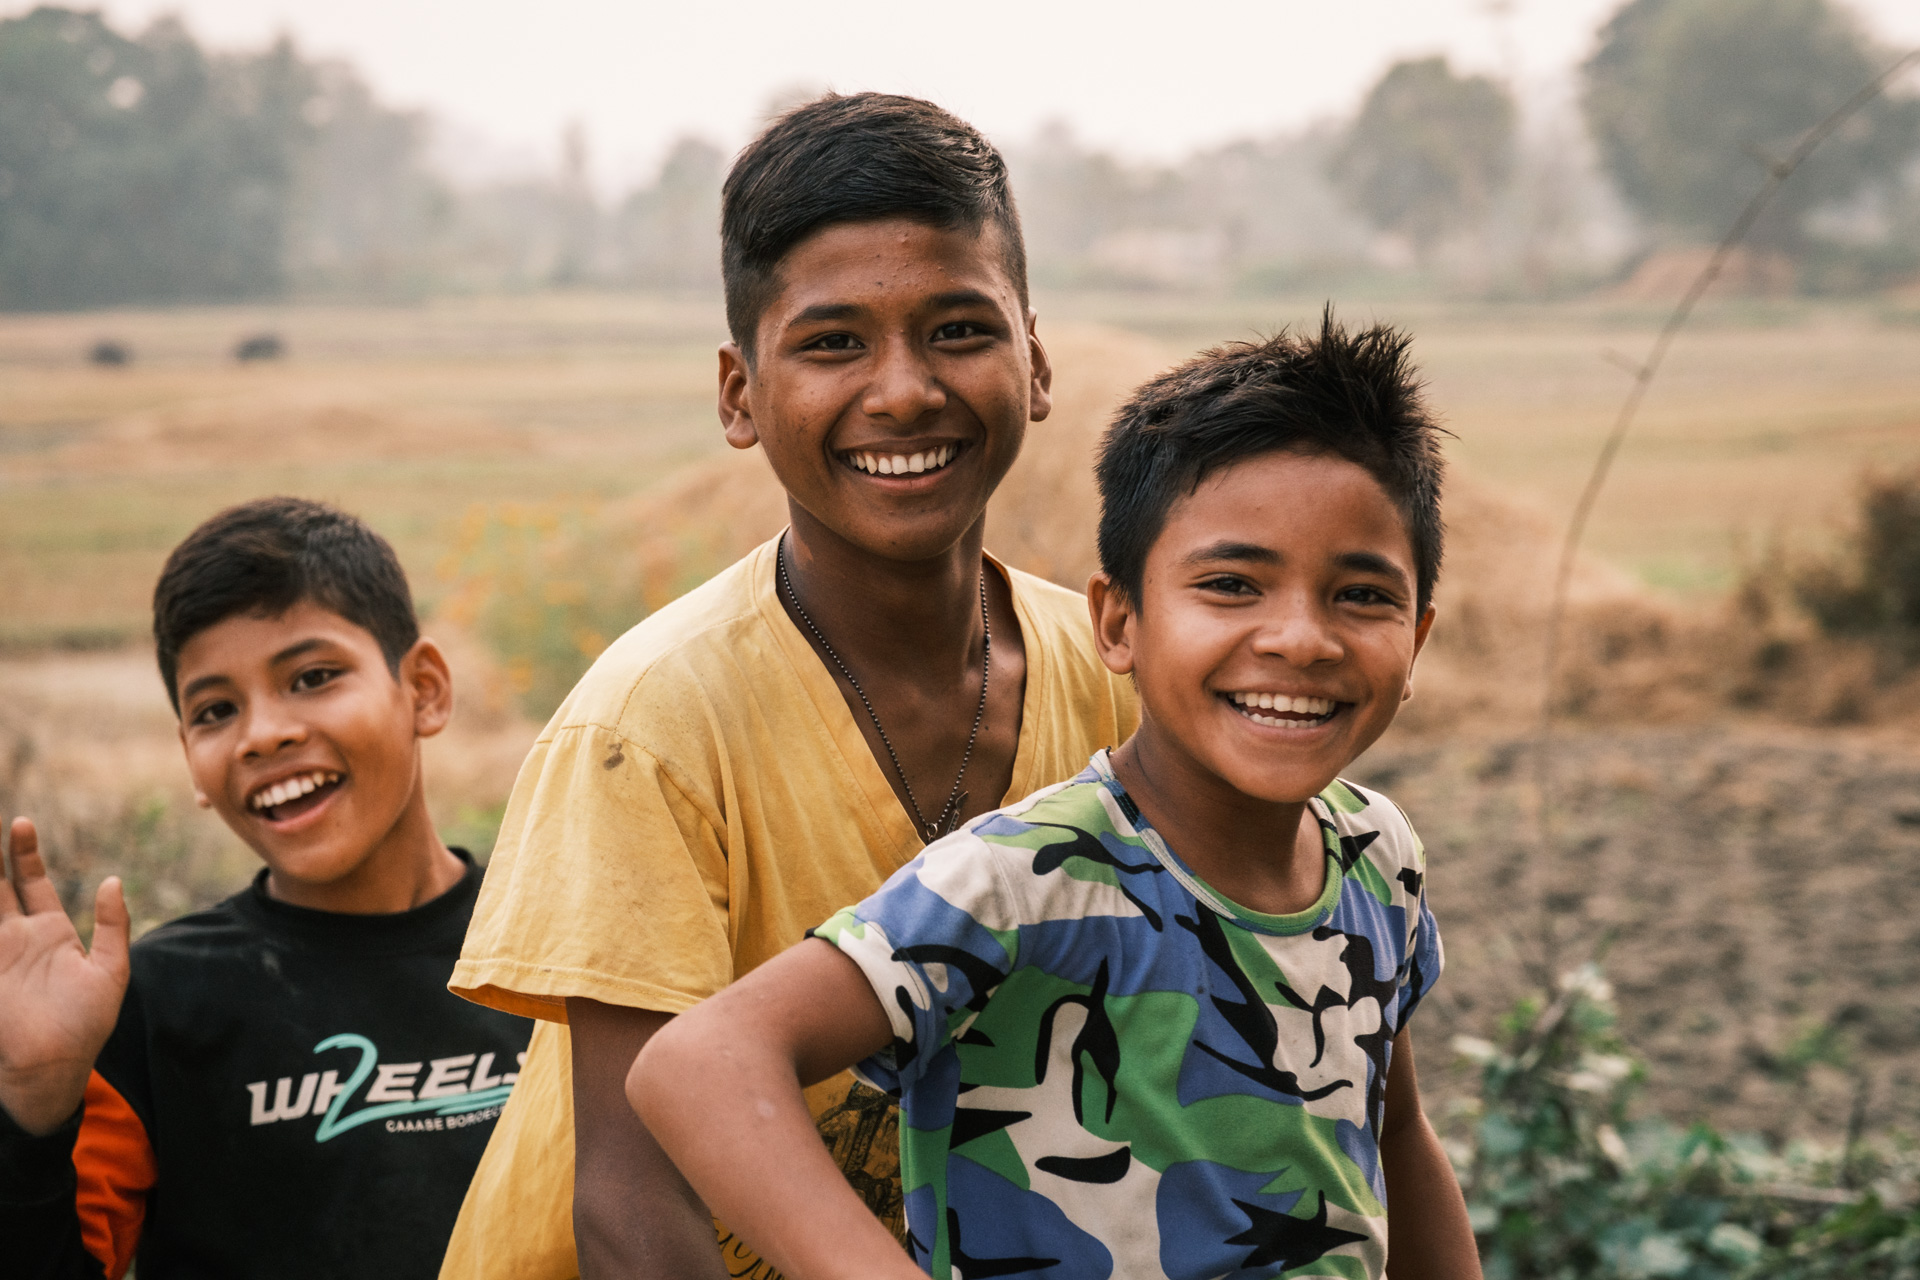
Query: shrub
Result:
<box><xmin>1792</xmin><ymin>469</ymin><xmax>1920</xmax><ymax>659</ymax></box>
<box><xmin>1453</xmin><ymin>964</ymin><xmax>1920</xmax><ymax>1278</ymax></box>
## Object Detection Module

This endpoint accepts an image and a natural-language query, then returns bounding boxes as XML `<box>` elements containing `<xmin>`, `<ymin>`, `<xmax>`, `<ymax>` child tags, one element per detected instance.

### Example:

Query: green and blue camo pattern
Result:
<box><xmin>814</xmin><ymin>751</ymin><xmax>1441</xmax><ymax>1280</ymax></box>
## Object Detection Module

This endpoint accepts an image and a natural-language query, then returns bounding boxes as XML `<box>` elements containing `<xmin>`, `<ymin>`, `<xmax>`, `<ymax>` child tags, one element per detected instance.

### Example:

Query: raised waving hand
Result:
<box><xmin>0</xmin><ymin>817</ymin><xmax>129</xmax><ymax>1135</ymax></box>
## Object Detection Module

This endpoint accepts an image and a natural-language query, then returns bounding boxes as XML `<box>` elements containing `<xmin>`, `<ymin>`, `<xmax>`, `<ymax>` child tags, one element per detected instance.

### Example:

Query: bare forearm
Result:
<box><xmin>630</xmin><ymin>941</ymin><xmax>913</xmax><ymax>1280</ymax></box>
<box><xmin>1381</xmin><ymin>1028</ymin><xmax>1481</xmax><ymax>1280</ymax></box>
<box><xmin>568</xmin><ymin>999</ymin><xmax>730</xmax><ymax>1280</ymax></box>
<box><xmin>1382</xmin><ymin>1110</ymin><xmax>1480</xmax><ymax>1280</ymax></box>
<box><xmin>632</xmin><ymin>1020</ymin><xmax>915</xmax><ymax>1280</ymax></box>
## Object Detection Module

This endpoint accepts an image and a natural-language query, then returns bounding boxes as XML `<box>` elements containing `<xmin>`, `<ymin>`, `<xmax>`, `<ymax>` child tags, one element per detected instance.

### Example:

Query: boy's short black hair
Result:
<box><xmin>1096</xmin><ymin>309</ymin><xmax>1446</xmax><ymax>611</ymax></box>
<box><xmin>153</xmin><ymin>497</ymin><xmax>420</xmax><ymax>712</ymax></box>
<box><xmin>721</xmin><ymin>92</ymin><xmax>1027</xmax><ymax>360</ymax></box>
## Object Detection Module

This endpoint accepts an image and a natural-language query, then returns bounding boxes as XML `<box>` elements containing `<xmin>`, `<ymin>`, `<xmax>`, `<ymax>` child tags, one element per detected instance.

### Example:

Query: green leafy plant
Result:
<box><xmin>1453</xmin><ymin>964</ymin><xmax>1920</xmax><ymax>1278</ymax></box>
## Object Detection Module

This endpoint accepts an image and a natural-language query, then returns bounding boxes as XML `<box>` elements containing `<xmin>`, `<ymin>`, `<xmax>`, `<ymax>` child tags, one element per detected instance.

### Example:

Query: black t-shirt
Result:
<box><xmin>0</xmin><ymin>854</ymin><xmax>531</xmax><ymax>1280</ymax></box>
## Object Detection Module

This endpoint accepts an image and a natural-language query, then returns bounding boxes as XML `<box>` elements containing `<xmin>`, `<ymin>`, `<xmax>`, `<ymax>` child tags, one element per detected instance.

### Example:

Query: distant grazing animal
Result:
<box><xmin>88</xmin><ymin>340</ymin><xmax>130</xmax><ymax>366</ymax></box>
<box><xmin>234</xmin><ymin>333</ymin><xmax>285</xmax><ymax>362</ymax></box>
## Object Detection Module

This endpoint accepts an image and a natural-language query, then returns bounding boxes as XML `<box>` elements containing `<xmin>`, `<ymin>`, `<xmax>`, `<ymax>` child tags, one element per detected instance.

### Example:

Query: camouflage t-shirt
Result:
<box><xmin>813</xmin><ymin>750</ymin><xmax>1442</xmax><ymax>1280</ymax></box>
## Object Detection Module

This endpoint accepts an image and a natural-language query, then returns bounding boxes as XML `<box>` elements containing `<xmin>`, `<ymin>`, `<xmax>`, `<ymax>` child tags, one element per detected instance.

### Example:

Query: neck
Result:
<box><xmin>1109</xmin><ymin>725</ymin><xmax>1325</xmax><ymax>917</ymax></box>
<box><xmin>781</xmin><ymin>500</ymin><xmax>988</xmax><ymax>679</ymax></box>
<box><xmin>265</xmin><ymin>768</ymin><xmax>465</xmax><ymax>915</ymax></box>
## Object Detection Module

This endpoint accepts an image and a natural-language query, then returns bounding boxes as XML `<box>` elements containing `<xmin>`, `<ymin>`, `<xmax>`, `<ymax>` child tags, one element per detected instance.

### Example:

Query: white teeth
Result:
<box><xmin>849</xmin><ymin>445</ymin><xmax>958</xmax><ymax>476</ymax></box>
<box><xmin>251</xmin><ymin>770</ymin><xmax>339</xmax><ymax>812</ymax></box>
<box><xmin>1228</xmin><ymin>693</ymin><xmax>1335</xmax><ymax>719</ymax></box>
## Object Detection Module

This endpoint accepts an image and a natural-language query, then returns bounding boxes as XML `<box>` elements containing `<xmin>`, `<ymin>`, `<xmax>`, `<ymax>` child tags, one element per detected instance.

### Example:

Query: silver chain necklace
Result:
<box><xmin>777</xmin><ymin>532</ymin><xmax>990</xmax><ymax>843</ymax></box>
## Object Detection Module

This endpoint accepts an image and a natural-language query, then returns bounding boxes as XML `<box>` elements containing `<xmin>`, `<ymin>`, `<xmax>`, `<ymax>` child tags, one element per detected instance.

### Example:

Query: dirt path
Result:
<box><xmin>1365</xmin><ymin>723</ymin><xmax>1920</xmax><ymax>1140</ymax></box>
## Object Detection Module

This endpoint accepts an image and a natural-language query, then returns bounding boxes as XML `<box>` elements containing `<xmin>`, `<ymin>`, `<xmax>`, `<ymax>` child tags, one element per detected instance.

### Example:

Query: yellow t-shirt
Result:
<box><xmin>441</xmin><ymin>537</ymin><xmax>1138</xmax><ymax>1280</ymax></box>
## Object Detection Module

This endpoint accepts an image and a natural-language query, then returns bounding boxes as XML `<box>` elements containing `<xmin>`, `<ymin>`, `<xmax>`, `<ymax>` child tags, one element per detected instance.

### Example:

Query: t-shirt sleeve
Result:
<box><xmin>810</xmin><ymin>831</ymin><xmax>1021</xmax><ymax>1096</ymax></box>
<box><xmin>450</xmin><ymin>712</ymin><xmax>733</xmax><ymax>1022</ymax></box>
<box><xmin>1397</xmin><ymin>894</ymin><xmax>1443</xmax><ymax>1030</ymax></box>
<box><xmin>1390</xmin><ymin>804</ymin><xmax>1443</xmax><ymax>1031</ymax></box>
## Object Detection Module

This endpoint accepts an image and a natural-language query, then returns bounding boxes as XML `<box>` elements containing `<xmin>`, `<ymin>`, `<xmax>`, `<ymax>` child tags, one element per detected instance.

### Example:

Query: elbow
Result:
<box><xmin>626</xmin><ymin>1019</ymin><xmax>687</xmax><ymax>1131</ymax></box>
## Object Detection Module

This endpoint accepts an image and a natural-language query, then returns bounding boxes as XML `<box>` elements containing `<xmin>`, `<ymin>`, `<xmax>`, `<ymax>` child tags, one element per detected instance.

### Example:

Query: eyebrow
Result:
<box><xmin>1334</xmin><ymin>551</ymin><xmax>1412</xmax><ymax>590</ymax></box>
<box><xmin>788</xmin><ymin>289</ymin><xmax>999</xmax><ymax>329</ymax></box>
<box><xmin>1184</xmin><ymin>543</ymin><xmax>1413</xmax><ymax>589</ymax></box>
<box><xmin>790</xmin><ymin>302</ymin><xmax>862</xmax><ymax>325</ymax></box>
<box><xmin>271</xmin><ymin>637</ymin><xmax>332</xmax><ymax>665</ymax></box>
<box><xmin>177</xmin><ymin>637</ymin><xmax>332</xmax><ymax>704</ymax></box>
<box><xmin>1182</xmin><ymin>540</ymin><xmax>1279</xmax><ymax>567</ymax></box>
<box><xmin>928</xmin><ymin>289</ymin><xmax>996</xmax><ymax>310</ymax></box>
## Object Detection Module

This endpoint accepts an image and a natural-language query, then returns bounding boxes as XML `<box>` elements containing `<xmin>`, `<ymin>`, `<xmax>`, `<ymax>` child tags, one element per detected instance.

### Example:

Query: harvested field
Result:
<box><xmin>2</xmin><ymin>289</ymin><xmax>1918</xmax><ymax>1145</ymax></box>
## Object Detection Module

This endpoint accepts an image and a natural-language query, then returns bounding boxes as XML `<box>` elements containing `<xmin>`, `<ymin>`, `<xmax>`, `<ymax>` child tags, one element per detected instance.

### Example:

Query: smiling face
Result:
<box><xmin>718</xmin><ymin>217</ymin><xmax>1051</xmax><ymax>562</ymax></box>
<box><xmin>173</xmin><ymin>600</ymin><xmax>452</xmax><ymax>903</ymax></box>
<box><xmin>1093</xmin><ymin>449</ymin><xmax>1435</xmax><ymax>809</ymax></box>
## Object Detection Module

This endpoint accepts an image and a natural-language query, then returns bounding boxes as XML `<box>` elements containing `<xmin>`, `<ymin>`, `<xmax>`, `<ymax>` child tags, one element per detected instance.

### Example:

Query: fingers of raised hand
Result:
<box><xmin>89</xmin><ymin>877</ymin><xmax>131</xmax><ymax>985</ymax></box>
<box><xmin>0</xmin><ymin>817</ymin><xmax>31</xmax><ymax>920</ymax></box>
<box><xmin>5</xmin><ymin>819</ymin><xmax>65</xmax><ymax>917</ymax></box>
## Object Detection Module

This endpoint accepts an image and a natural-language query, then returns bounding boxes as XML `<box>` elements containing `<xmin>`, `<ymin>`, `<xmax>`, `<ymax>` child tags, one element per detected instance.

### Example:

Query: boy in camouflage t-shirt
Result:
<box><xmin>628</xmin><ymin>316</ymin><xmax>1482</xmax><ymax>1280</ymax></box>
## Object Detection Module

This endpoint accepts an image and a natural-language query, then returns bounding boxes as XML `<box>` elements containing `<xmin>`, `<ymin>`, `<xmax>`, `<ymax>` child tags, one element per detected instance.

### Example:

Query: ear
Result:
<box><xmin>174</xmin><ymin>721</ymin><xmax>213</xmax><ymax>806</ymax></box>
<box><xmin>1086</xmin><ymin>571</ymin><xmax>1138</xmax><ymax>677</ymax></box>
<box><xmin>1402</xmin><ymin>604</ymin><xmax>1437</xmax><ymax>702</ymax></box>
<box><xmin>402</xmin><ymin>638</ymin><xmax>455</xmax><ymax>738</ymax></box>
<box><xmin>718</xmin><ymin>341</ymin><xmax>759</xmax><ymax>450</ymax></box>
<box><xmin>1026</xmin><ymin>309</ymin><xmax>1053</xmax><ymax>425</ymax></box>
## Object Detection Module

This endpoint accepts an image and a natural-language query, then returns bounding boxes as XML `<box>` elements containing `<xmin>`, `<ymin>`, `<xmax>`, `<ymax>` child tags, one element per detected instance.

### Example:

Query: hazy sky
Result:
<box><xmin>30</xmin><ymin>0</ymin><xmax>1920</xmax><ymax>190</ymax></box>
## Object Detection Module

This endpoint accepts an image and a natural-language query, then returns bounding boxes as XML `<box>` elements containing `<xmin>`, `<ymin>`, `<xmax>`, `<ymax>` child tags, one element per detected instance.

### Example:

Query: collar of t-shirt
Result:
<box><xmin>226</xmin><ymin>851</ymin><xmax>482</xmax><ymax>957</ymax></box>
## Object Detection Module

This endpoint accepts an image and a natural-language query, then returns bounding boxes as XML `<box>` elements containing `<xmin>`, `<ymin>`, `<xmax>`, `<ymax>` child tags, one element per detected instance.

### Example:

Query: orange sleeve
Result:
<box><xmin>70</xmin><ymin>1072</ymin><xmax>156</xmax><ymax>1280</ymax></box>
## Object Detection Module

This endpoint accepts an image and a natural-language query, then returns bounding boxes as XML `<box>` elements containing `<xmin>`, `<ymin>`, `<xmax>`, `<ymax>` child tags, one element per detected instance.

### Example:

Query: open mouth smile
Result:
<box><xmin>1222</xmin><ymin>691</ymin><xmax>1341</xmax><ymax>728</ymax></box>
<box><xmin>841</xmin><ymin>443</ymin><xmax>961</xmax><ymax>477</ymax></box>
<box><xmin>247</xmin><ymin>769</ymin><xmax>343</xmax><ymax>822</ymax></box>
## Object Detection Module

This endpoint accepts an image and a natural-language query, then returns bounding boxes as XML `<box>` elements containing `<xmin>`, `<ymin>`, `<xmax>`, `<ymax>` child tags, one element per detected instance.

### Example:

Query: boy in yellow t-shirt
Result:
<box><xmin>440</xmin><ymin>93</ymin><xmax>1138</xmax><ymax>1280</ymax></box>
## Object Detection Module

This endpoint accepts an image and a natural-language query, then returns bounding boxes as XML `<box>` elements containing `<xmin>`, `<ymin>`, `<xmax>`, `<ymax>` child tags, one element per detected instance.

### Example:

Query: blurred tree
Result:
<box><xmin>286</xmin><ymin>59</ymin><xmax>450</xmax><ymax>299</ymax></box>
<box><xmin>1329</xmin><ymin>56</ymin><xmax>1517</xmax><ymax>262</ymax></box>
<box><xmin>1582</xmin><ymin>0</ymin><xmax>1920</xmax><ymax>254</ymax></box>
<box><xmin>0</xmin><ymin>7</ymin><xmax>314</xmax><ymax>308</ymax></box>
<box><xmin>0</xmin><ymin>7</ymin><xmax>444</xmax><ymax>309</ymax></box>
<box><xmin>610</xmin><ymin>137</ymin><xmax>723</xmax><ymax>288</ymax></box>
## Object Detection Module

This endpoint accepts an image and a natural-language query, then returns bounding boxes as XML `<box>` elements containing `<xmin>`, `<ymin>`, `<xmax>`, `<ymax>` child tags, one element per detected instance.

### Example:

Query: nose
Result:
<box><xmin>860</xmin><ymin>334</ymin><xmax>946</xmax><ymax>426</ymax></box>
<box><xmin>234</xmin><ymin>699</ymin><xmax>307</xmax><ymax>761</ymax></box>
<box><xmin>1255</xmin><ymin>590</ymin><xmax>1346</xmax><ymax>668</ymax></box>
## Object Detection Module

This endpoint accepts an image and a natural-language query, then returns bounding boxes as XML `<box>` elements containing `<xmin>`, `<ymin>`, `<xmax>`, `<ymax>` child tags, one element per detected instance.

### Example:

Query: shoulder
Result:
<box><xmin>1005</xmin><ymin>566</ymin><xmax>1098</xmax><ymax>664</ymax></box>
<box><xmin>1002</xmin><ymin>564</ymin><xmax>1138</xmax><ymax>731</ymax></box>
<box><xmin>1319</xmin><ymin>777</ymin><xmax>1427</xmax><ymax>903</ymax></box>
<box><xmin>544</xmin><ymin>552</ymin><xmax>767</xmax><ymax>739</ymax></box>
<box><xmin>129</xmin><ymin>893</ymin><xmax>253</xmax><ymax>963</ymax></box>
<box><xmin>906</xmin><ymin>766</ymin><xmax>1141</xmax><ymax>920</ymax></box>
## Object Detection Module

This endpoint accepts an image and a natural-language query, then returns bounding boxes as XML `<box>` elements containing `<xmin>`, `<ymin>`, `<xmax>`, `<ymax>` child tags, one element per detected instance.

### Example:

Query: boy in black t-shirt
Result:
<box><xmin>0</xmin><ymin>497</ymin><xmax>531</xmax><ymax>1280</ymax></box>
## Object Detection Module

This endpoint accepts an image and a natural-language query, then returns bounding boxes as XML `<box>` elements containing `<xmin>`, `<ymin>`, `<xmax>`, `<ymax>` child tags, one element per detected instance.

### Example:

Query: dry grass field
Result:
<box><xmin>3</xmin><ymin>288</ymin><xmax>1919</xmax><ymax>1143</ymax></box>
